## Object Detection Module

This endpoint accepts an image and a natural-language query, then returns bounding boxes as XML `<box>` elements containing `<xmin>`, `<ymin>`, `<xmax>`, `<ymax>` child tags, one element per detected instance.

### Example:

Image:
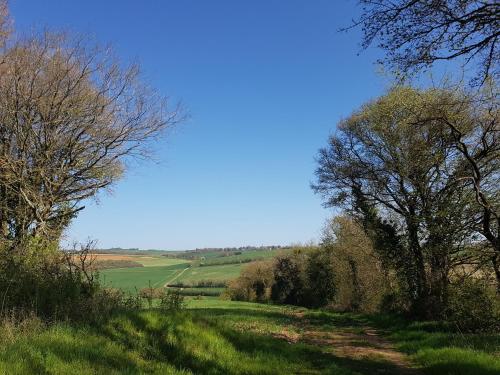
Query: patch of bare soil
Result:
<box><xmin>290</xmin><ymin>312</ymin><xmax>422</xmax><ymax>374</ymax></box>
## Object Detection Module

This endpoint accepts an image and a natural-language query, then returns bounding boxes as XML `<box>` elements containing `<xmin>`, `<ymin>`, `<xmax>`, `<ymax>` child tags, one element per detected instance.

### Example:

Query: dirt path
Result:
<box><xmin>276</xmin><ymin>312</ymin><xmax>421</xmax><ymax>375</ymax></box>
<box><xmin>302</xmin><ymin>327</ymin><xmax>419</xmax><ymax>374</ymax></box>
<box><xmin>162</xmin><ymin>267</ymin><xmax>190</xmax><ymax>288</ymax></box>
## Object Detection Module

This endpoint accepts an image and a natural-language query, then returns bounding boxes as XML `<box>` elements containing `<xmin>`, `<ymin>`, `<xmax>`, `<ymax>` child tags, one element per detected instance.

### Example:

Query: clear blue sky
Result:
<box><xmin>11</xmin><ymin>0</ymin><xmax>388</xmax><ymax>250</ymax></box>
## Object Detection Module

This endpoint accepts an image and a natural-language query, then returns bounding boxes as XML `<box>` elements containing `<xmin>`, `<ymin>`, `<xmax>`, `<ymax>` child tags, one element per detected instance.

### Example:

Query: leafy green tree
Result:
<box><xmin>303</xmin><ymin>248</ymin><xmax>336</xmax><ymax>308</ymax></box>
<box><xmin>313</xmin><ymin>86</ymin><xmax>497</xmax><ymax>317</ymax></box>
<box><xmin>271</xmin><ymin>255</ymin><xmax>304</xmax><ymax>305</ymax></box>
<box><xmin>323</xmin><ymin>216</ymin><xmax>389</xmax><ymax>313</ymax></box>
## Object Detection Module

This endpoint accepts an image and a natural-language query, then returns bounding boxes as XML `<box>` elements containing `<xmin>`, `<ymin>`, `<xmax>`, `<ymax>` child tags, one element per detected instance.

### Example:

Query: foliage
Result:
<box><xmin>323</xmin><ymin>217</ymin><xmax>389</xmax><ymax>313</ymax></box>
<box><xmin>301</xmin><ymin>247</ymin><xmax>337</xmax><ymax>308</ymax></box>
<box><xmin>351</xmin><ymin>0</ymin><xmax>499</xmax><ymax>84</ymax></box>
<box><xmin>445</xmin><ymin>279</ymin><xmax>499</xmax><ymax>333</ymax></box>
<box><xmin>270</xmin><ymin>254</ymin><xmax>305</xmax><ymax>305</ymax></box>
<box><xmin>139</xmin><ymin>285</ymin><xmax>165</xmax><ymax>309</ymax></box>
<box><xmin>170</xmin><ymin>287</ymin><xmax>224</xmax><ymax>297</ymax></box>
<box><xmin>227</xmin><ymin>261</ymin><xmax>274</xmax><ymax>302</ymax></box>
<box><xmin>0</xmin><ymin>0</ymin><xmax>181</xmax><ymax>252</ymax></box>
<box><xmin>168</xmin><ymin>280</ymin><xmax>228</xmax><ymax>288</ymax></box>
<box><xmin>159</xmin><ymin>289</ymin><xmax>185</xmax><ymax>311</ymax></box>
<box><xmin>313</xmin><ymin>85</ymin><xmax>499</xmax><ymax>318</ymax></box>
<box><xmin>228</xmin><ymin>246</ymin><xmax>336</xmax><ymax>308</ymax></box>
<box><xmin>0</xmin><ymin>241</ymin><xmax>98</xmax><ymax>321</ymax></box>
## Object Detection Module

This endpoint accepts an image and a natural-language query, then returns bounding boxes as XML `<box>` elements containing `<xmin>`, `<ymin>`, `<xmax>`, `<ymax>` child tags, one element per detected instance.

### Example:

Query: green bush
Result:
<box><xmin>0</xmin><ymin>241</ymin><xmax>138</xmax><ymax>323</ymax></box>
<box><xmin>446</xmin><ymin>279</ymin><xmax>499</xmax><ymax>333</ymax></box>
<box><xmin>270</xmin><ymin>255</ymin><xmax>305</xmax><ymax>305</ymax></box>
<box><xmin>302</xmin><ymin>248</ymin><xmax>336</xmax><ymax>308</ymax></box>
<box><xmin>226</xmin><ymin>260</ymin><xmax>274</xmax><ymax>302</ymax></box>
<box><xmin>159</xmin><ymin>289</ymin><xmax>185</xmax><ymax>311</ymax></box>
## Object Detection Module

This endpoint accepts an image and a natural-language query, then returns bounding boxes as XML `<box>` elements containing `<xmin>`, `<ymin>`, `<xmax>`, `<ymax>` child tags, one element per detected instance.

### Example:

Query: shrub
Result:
<box><xmin>139</xmin><ymin>285</ymin><xmax>165</xmax><ymax>308</ymax></box>
<box><xmin>445</xmin><ymin>279</ymin><xmax>499</xmax><ymax>333</ymax></box>
<box><xmin>271</xmin><ymin>253</ymin><xmax>306</xmax><ymax>305</ymax></box>
<box><xmin>302</xmin><ymin>248</ymin><xmax>336</xmax><ymax>308</ymax></box>
<box><xmin>159</xmin><ymin>289</ymin><xmax>185</xmax><ymax>311</ymax></box>
<box><xmin>227</xmin><ymin>261</ymin><xmax>274</xmax><ymax>302</ymax></box>
<box><xmin>0</xmin><ymin>240</ymin><xmax>140</xmax><ymax>323</ymax></box>
<box><xmin>323</xmin><ymin>217</ymin><xmax>389</xmax><ymax>313</ymax></box>
<box><xmin>0</xmin><ymin>241</ymin><xmax>101</xmax><ymax>321</ymax></box>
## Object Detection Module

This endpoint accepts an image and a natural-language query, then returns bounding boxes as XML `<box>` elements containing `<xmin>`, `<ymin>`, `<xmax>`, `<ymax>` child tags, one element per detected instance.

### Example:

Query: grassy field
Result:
<box><xmin>0</xmin><ymin>299</ymin><xmax>498</xmax><ymax>374</ymax></box>
<box><xmin>99</xmin><ymin>263</ymin><xmax>190</xmax><ymax>293</ymax></box>
<box><xmin>171</xmin><ymin>287</ymin><xmax>226</xmax><ymax>296</ymax></box>
<box><xmin>99</xmin><ymin>261</ymin><xmax>243</xmax><ymax>293</ymax></box>
<box><xmin>198</xmin><ymin>248</ymin><xmax>287</xmax><ymax>266</ymax></box>
<box><xmin>176</xmin><ymin>263</ymin><xmax>244</xmax><ymax>285</ymax></box>
<box><xmin>93</xmin><ymin>254</ymin><xmax>187</xmax><ymax>268</ymax></box>
<box><xmin>96</xmin><ymin>250</ymin><xmax>269</xmax><ymax>294</ymax></box>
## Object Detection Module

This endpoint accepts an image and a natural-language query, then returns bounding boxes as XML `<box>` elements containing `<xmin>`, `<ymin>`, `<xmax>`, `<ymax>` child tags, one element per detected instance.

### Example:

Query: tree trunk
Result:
<box><xmin>406</xmin><ymin>216</ymin><xmax>431</xmax><ymax>319</ymax></box>
<box><xmin>492</xmin><ymin>254</ymin><xmax>500</xmax><ymax>295</ymax></box>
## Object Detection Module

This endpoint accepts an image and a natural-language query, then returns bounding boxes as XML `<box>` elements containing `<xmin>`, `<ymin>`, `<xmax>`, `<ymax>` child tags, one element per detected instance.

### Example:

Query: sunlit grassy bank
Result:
<box><xmin>0</xmin><ymin>299</ymin><xmax>498</xmax><ymax>374</ymax></box>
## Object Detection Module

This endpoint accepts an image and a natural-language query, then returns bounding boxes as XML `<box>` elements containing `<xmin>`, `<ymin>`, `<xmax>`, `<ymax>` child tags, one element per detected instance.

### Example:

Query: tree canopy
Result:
<box><xmin>352</xmin><ymin>0</ymin><xmax>500</xmax><ymax>84</ymax></box>
<box><xmin>0</xmin><ymin>6</ymin><xmax>182</xmax><ymax>247</ymax></box>
<box><xmin>313</xmin><ymin>85</ymin><xmax>499</xmax><ymax>317</ymax></box>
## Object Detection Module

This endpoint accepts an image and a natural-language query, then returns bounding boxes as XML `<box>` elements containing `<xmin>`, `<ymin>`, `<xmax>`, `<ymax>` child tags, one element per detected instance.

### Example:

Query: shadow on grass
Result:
<box><xmin>5</xmin><ymin>306</ymin><xmax>497</xmax><ymax>375</ymax></box>
<box><xmin>189</xmin><ymin>306</ymin><xmax>500</xmax><ymax>375</ymax></box>
<box><xmin>94</xmin><ymin>309</ymin><xmax>418</xmax><ymax>375</ymax></box>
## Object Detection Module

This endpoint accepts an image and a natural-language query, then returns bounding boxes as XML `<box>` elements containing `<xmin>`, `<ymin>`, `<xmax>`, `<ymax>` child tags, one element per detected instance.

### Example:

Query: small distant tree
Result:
<box><xmin>159</xmin><ymin>289</ymin><xmax>185</xmax><ymax>311</ymax></box>
<box><xmin>351</xmin><ymin>0</ymin><xmax>499</xmax><ymax>84</ymax></box>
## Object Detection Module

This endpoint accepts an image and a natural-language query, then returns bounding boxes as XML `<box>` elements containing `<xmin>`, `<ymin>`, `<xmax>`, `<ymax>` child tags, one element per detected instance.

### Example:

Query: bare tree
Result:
<box><xmin>0</xmin><ymin>31</ymin><xmax>182</xmax><ymax>246</ymax></box>
<box><xmin>350</xmin><ymin>0</ymin><xmax>500</xmax><ymax>84</ymax></box>
<box><xmin>0</xmin><ymin>0</ymin><xmax>9</xmax><ymax>49</ymax></box>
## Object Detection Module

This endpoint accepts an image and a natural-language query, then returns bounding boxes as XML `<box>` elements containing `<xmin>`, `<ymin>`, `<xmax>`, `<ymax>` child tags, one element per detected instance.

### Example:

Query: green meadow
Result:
<box><xmin>97</xmin><ymin>250</ymin><xmax>272</xmax><ymax>293</ymax></box>
<box><xmin>1</xmin><ymin>299</ymin><xmax>498</xmax><ymax>375</ymax></box>
<box><xmin>99</xmin><ymin>262</ymin><xmax>190</xmax><ymax>292</ymax></box>
<box><xmin>176</xmin><ymin>263</ymin><xmax>244</xmax><ymax>285</ymax></box>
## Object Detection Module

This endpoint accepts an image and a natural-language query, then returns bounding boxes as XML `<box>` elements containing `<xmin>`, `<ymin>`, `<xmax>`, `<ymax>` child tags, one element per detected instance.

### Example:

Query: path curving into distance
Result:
<box><xmin>163</xmin><ymin>266</ymin><xmax>190</xmax><ymax>288</ymax></box>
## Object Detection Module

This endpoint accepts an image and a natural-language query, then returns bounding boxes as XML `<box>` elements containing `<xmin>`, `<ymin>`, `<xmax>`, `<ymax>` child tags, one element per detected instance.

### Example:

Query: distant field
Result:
<box><xmin>171</xmin><ymin>287</ymin><xmax>225</xmax><ymax>296</ymax></box>
<box><xmin>99</xmin><ymin>263</ymin><xmax>189</xmax><ymax>292</ymax></box>
<box><xmin>176</xmin><ymin>263</ymin><xmax>244</xmax><ymax>285</ymax></box>
<box><xmin>199</xmin><ymin>248</ymin><xmax>285</xmax><ymax>266</ymax></box>
<box><xmin>92</xmin><ymin>253</ymin><xmax>187</xmax><ymax>267</ymax></box>
<box><xmin>96</xmin><ymin>249</ymin><xmax>277</xmax><ymax>294</ymax></box>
